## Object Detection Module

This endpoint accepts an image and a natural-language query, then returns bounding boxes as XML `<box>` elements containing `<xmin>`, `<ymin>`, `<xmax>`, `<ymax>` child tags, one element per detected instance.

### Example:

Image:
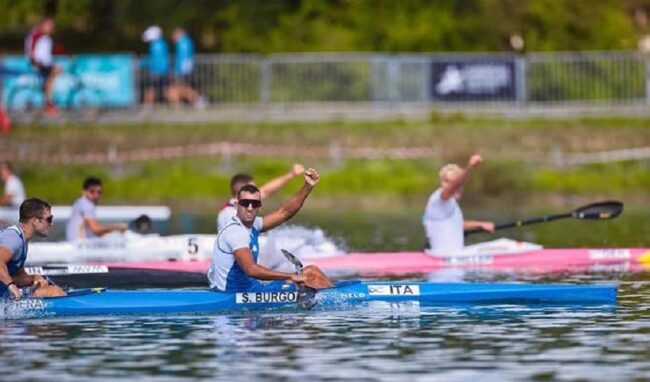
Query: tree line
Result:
<box><xmin>1</xmin><ymin>0</ymin><xmax>650</xmax><ymax>54</ymax></box>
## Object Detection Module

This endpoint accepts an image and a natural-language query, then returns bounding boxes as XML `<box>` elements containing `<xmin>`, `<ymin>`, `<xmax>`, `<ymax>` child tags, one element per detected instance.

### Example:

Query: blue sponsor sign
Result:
<box><xmin>1</xmin><ymin>54</ymin><xmax>135</xmax><ymax>108</ymax></box>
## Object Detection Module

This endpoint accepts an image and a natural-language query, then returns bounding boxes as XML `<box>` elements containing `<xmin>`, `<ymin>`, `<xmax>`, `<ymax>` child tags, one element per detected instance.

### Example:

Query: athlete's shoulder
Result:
<box><xmin>0</xmin><ymin>226</ymin><xmax>21</xmax><ymax>246</ymax></box>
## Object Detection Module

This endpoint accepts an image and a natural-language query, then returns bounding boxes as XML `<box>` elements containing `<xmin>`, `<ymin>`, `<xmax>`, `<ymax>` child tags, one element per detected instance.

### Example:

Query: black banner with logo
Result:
<box><xmin>431</xmin><ymin>57</ymin><xmax>518</xmax><ymax>101</ymax></box>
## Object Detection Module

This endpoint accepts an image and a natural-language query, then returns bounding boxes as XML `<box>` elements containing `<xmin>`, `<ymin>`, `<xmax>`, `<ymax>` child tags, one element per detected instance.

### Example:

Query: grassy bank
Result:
<box><xmin>4</xmin><ymin>115</ymin><xmax>650</xmax><ymax>211</ymax></box>
<box><xmin>5</xmin><ymin>115</ymin><xmax>650</xmax><ymax>156</ymax></box>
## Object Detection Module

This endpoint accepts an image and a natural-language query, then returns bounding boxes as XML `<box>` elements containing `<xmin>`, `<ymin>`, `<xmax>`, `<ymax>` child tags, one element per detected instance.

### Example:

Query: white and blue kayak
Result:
<box><xmin>2</xmin><ymin>281</ymin><xmax>616</xmax><ymax>319</ymax></box>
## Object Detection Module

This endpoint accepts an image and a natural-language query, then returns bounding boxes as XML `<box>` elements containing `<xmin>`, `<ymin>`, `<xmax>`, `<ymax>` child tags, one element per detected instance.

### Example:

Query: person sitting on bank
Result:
<box><xmin>0</xmin><ymin>161</ymin><xmax>26</xmax><ymax>208</ymax></box>
<box><xmin>423</xmin><ymin>154</ymin><xmax>495</xmax><ymax>254</ymax></box>
<box><xmin>217</xmin><ymin>164</ymin><xmax>305</xmax><ymax>232</ymax></box>
<box><xmin>0</xmin><ymin>198</ymin><xmax>66</xmax><ymax>299</ymax></box>
<box><xmin>65</xmin><ymin>177</ymin><xmax>128</xmax><ymax>241</ymax></box>
<box><xmin>209</xmin><ymin>168</ymin><xmax>332</xmax><ymax>292</ymax></box>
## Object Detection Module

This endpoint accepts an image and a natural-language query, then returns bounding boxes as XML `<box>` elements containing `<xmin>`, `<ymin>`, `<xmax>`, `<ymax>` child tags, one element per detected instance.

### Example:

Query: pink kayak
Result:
<box><xmin>86</xmin><ymin>247</ymin><xmax>650</xmax><ymax>276</ymax></box>
<box><xmin>308</xmin><ymin>248</ymin><xmax>650</xmax><ymax>276</ymax></box>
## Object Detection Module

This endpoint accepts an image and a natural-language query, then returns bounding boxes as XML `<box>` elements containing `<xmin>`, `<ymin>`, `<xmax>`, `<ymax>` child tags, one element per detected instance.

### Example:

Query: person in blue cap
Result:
<box><xmin>141</xmin><ymin>25</ymin><xmax>170</xmax><ymax>107</ymax></box>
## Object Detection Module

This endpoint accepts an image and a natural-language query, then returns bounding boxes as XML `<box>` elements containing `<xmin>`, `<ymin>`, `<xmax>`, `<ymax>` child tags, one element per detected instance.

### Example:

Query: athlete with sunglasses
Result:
<box><xmin>0</xmin><ymin>198</ymin><xmax>66</xmax><ymax>299</ymax></box>
<box><xmin>208</xmin><ymin>168</ymin><xmax>332</xmax><ymax>292</ymax></box>
<box><xmin>217</xmin><ymin>164</ymin><xmax>305</xmax><ymax>232</ymax></box>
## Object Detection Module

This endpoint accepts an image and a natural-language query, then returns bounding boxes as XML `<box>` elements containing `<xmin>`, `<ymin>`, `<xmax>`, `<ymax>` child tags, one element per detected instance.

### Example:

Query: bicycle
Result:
<box><xmin>5</xmin><ymin>58</ymin><xmax>104</xmax><ymax>123</ymax></box>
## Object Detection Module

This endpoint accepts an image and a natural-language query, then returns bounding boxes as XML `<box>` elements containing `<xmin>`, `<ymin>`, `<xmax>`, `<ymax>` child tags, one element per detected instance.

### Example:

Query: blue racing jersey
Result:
<box><xmin>0</xmin><ymin>225</ymin><xmax>27</xmax><ymax>296</ymax></box>
<box><xmin>208</xmin><ymin>216</ymin><xmax>263</xmax><ymax>292</ymax></box>
<box><xmin>0</xmin><ymin>225</ymin><xmax>27</xmax><ymax>275</ymax></box>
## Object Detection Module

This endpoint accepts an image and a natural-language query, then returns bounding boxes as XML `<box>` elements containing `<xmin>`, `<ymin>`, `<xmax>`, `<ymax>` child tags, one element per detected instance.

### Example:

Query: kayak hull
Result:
<box><xmin>2</xmin><ymin>282</ymin><xmax>617</xmax><ymax>319</ymax></box>
<box><xmin>309</xmin><ymin>248</ymin><xmax>650</xmax><ymax>276</ymax></box>
<box><xmin>25</xmin><ymin>247</ymin><xmax>649</xmax><ymax>289</ymax></box>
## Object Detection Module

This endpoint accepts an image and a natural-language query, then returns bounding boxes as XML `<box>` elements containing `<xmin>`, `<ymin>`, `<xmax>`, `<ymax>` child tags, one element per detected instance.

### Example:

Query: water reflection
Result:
<box><xmin>0</xmin><ymin>273</ymin><xmax>645</xmax><ymax>382</ymax></box>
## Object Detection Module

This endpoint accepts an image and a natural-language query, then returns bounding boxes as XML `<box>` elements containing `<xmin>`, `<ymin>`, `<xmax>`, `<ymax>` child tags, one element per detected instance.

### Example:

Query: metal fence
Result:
<box><xmin>3</xmin><ymin>51</ymin><xmax>650</xmax><ymax>115</ymax></box>
<box><xmin>159</xmin><ymin>51</ymin><xmax>650</xmax><ymax>106</ymax></box>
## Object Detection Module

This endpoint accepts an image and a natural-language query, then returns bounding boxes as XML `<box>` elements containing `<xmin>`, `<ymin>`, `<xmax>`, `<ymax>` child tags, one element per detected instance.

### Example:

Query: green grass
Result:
<box><xmin>7</xmin><ymin>116</ymin><xmax>650</xmax><ymax>156</ymax></box>
<box><xmin>534</xmin><ymin>162</ymin><xmax>650</xmax><ymax>194</ymax></box>
<box><xmin>5</xmin><ymin>116</ymin><xmax>650</xmax><ymax>211</ymax></box>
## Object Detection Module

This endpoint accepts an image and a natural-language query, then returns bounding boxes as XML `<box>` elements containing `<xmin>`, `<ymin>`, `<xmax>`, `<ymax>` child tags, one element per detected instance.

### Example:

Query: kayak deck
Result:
<box><xmin>1</xmin><ymin>281</ymin><xmax>617</xmax><ymax>319</ymax></box>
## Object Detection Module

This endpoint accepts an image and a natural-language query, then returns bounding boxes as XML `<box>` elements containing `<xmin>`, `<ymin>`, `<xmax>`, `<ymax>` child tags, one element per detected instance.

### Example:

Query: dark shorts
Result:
<box><xmin>140</xmin><ymin>73</ymin><xmax>171</xmax><ymax>102</ymax></box>
<box><xmin>38</xmin><ymin>65</ymin><xmax>54</xmax><ymax>80</ymax></box>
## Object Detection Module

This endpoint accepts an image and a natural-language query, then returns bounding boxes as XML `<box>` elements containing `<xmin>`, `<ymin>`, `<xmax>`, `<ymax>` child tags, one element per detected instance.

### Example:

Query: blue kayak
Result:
<box><xmin>2</xmin><ymin>281</ymin><xmax>616</xmax><ymax>319</ymax></box>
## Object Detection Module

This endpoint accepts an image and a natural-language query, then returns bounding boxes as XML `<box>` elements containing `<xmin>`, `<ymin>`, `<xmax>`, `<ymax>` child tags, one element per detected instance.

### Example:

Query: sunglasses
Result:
<box><xmin>39</xmin><ymin>215</ymin><xmax>54</xmax><ymax>224</ymax></box>
<box><xmin>238</xmin><ymin>199</ymin><xmax>262</xmax><ymax>209</ymax></box>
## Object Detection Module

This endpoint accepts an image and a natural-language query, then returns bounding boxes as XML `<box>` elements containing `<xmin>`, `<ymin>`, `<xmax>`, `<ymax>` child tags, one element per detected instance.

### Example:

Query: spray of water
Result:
<box><xmin>258</xmin><ymin>225</ymin><xmax>345</xmax><ymax>272</ymax></box>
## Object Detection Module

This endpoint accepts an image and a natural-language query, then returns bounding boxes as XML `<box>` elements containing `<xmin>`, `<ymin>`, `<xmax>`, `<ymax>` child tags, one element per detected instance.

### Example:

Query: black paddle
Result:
<box><xmin>281</xmin><ymin>249</ymin><xmax>317</xmax><ymax>310</ymax></box>
<box><xmin>465</xmin><ymin>200</ymin><xmax>624</xmax><ymax>236</ymax></box>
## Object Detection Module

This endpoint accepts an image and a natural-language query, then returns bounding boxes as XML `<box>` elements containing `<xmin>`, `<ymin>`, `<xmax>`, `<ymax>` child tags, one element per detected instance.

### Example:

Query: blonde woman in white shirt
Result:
<box><xmin>423</xmin><ymin>154</ymin><xmax>495</xmax><ymax>254</ymax></box>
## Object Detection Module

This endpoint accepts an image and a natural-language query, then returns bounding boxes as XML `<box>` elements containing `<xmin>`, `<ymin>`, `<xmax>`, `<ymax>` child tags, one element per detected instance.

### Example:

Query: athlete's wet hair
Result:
<box><xmin>19</xmin><ymin>198</ymin><xmax>51</xmax><ymax>222</ymax></box>
<box><xmin>237</xmin><ymin>184</ymin><xmax>261</xmax><ymax>199</ymax></box>
<box><xmin>230</xmin><ymin>173</ymin><xmax>254</xmax><ymax>196</ymax></box>
<box><xmin>83</xmin><ymin>176</ymin><xmax>102</xmax><ymax>190</ymax></box>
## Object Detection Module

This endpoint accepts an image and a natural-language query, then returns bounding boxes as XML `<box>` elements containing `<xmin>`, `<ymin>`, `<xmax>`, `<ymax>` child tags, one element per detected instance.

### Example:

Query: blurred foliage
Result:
<box><xmin>1</xmin><ymin>0</ymin><xmax>650</xmax><ymax>54</ymax></box>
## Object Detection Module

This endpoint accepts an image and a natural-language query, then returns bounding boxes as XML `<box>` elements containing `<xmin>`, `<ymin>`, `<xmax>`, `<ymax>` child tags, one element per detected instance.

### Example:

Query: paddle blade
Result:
<box><xmin>573</xmin><ymin>201</ymin><xmax>623</xmax><ymax>220</ymax></box>
<box><xmin>297</xmin><ymin>287</ymin><xmax>317</xmax><ymax>310</ymax></box>
<box><xmin>281</xmin><ymin>249</ymin><xmax>303</xmax><ymax>271</ymax></box>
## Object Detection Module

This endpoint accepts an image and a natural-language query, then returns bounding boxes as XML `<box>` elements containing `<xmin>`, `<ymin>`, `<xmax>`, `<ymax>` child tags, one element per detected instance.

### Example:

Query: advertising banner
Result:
<box><xmin>1</xmin><ymin>54</ymin><xmax>135</xmax><ymax>108</ymax></box>
<box><xmin>431</xmin><ymin>57</ymin><xmax>518</xmax><ymax>101</ymax></box>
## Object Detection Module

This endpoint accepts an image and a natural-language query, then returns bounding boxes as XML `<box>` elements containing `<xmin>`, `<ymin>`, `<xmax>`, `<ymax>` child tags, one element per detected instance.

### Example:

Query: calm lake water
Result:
<box><xmin>1</xmin><ymin>272</ymin><xmax>648</xmax><ymax>381</ymax></box>
<box><xmin>2</xmin><ymin>208</ymin><xmax>649</xmax><ymax>381</ymax></box>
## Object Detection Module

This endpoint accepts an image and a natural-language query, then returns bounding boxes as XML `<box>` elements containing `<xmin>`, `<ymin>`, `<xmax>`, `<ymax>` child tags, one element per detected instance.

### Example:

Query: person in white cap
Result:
<box><xmin>140</xmin><ymin>26</ymin><xmax>170</xmax><ymax>106</ymax></box>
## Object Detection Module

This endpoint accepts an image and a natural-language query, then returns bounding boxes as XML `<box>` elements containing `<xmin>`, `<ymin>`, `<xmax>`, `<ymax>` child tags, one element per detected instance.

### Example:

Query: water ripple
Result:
<box><xmin>0</xmin><ymin>272</ymin><xmax>648</xmax><ymax>381</ymax></box>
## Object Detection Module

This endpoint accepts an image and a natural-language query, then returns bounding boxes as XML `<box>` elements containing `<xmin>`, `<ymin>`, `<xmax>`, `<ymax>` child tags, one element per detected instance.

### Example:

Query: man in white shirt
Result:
<box><xmin>0</xmin><ymin>162</ymin><xmax>26</xmax><ymax>208</ymax></box>
<box><xmin>217</xmin><ymin>164</ymin><xmax>305</xmax><ymax>232</ymax></box>
<box><xmin>423</xmin><ymin>154</ymin><xmax>495</xmax><ymax>254</ymax></box>
<box><xmin>65</xmin><ymin>177</ymin><xmax>128</xmax><ymax>241</ymax></box>
<box><xmin>25</xmin><ymin>17</ymin><xmax>61</xmax><ymax>116</ymax></box>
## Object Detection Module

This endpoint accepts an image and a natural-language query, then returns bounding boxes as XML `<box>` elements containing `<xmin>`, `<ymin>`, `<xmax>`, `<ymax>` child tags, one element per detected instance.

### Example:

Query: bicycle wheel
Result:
<box><xmin>68</xmin><ymin>86</ymin><xmax>104</xmax><ymax>122</ymax></box>
<box><xmin>6</xmin><ymin>86</ymin><xmax>44</xmax><ymax>123</ymax></box>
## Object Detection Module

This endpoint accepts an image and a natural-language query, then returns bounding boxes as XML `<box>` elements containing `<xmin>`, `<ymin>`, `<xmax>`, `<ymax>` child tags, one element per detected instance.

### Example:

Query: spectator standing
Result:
<box><xmin>168</xmin><ymin>28</ymin><xmax>205</xmax><ymax>108</ymax></box>
<box><xmin>25</xmin><ymin>17</ymin><xmax>62</xmax><ymax>116</ymax></box>
<box><xmin>141</xmin><ymin>26</ymin><xmax>170</xmax><ymax>107</ymax></box>
<box><xmin>0</xmin><ymin>162</ymin><xmax>26</xmax><ymax>208</ymax></box>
